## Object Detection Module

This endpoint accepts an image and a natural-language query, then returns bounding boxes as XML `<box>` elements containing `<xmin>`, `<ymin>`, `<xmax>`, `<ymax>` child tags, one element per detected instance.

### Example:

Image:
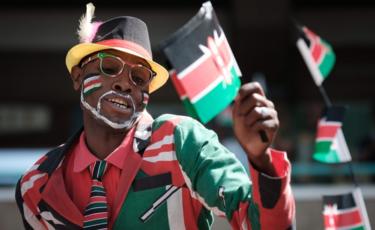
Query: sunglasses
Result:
<box><xmin>81</xmin><ymin>52</ymin><xmax>156</xmax><ymax>88</ymax></box>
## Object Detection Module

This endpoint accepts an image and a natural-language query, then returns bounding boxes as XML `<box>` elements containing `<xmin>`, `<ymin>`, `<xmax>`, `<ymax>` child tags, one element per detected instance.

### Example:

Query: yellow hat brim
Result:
<box><xmin>66</xmin><ymin>43</ymin><xmax>169</xmax><ymax>93</ymax></box>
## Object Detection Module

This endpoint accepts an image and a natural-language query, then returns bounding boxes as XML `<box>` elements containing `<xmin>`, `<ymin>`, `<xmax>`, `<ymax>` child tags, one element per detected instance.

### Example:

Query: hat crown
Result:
<box><xmin>93</xmin><ymin>16</ymin><xmax>152</xmax><ymax>58</ymax></box>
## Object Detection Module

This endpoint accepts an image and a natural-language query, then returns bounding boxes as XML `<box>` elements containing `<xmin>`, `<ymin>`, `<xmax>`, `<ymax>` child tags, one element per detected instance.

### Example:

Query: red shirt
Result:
<box><xmin>63</xmin><ymin>128</ymin><xmax>135</xmax><ymax>225</ymax></box>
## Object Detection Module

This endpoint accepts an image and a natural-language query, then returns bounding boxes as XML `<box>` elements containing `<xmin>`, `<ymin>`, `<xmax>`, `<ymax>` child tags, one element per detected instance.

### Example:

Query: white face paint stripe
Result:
<box><xmin>80</xmin><ymin>89</ymin><xmax>141</xmax><ymax>130</ymax></box>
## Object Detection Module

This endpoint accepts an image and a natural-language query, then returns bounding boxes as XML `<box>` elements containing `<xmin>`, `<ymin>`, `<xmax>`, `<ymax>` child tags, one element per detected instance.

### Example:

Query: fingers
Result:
<box><xmin>252</xmin><ymin>118</ymin><xmax>279</xmax><ymax>134</ymax></box>
<box><xmin>244</xmin><ymin>106</ymin><xmax>278</xmax><ymax>126</ymax></box>
<box><xmin>236</xmin><ymin>82</ymin><xmax>265</xmax><ymax>102</ymax></box>
<box><xmin>237</xmin><ymin>92</ymin><xmax>274</xmax><ymax>116</ymax></box>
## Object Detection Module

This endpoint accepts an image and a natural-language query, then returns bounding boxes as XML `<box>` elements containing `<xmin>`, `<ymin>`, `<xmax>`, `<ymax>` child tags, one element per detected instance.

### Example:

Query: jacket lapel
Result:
<box><xmin>112</xmin><ymin>112</ymin><xmax>153</xmax><ymax>225</ymax></box>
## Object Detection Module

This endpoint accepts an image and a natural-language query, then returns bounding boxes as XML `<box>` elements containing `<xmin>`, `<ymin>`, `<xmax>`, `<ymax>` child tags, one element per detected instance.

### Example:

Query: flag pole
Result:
<box><xmin>317</xmin><ymin>85</ymin><xmax>332</xmax><ymax>107</ymax></box>
<box><xmin>318</xmin><ymin>85</ymin><xmax>358</xmax><ymax>186</ymax></box>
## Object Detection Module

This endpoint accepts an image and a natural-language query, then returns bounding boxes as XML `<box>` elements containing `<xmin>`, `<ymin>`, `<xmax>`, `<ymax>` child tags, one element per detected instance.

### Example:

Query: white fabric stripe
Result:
<box><xmin>167</xmin><ymin>185</ymin><xmax>186</xmax><ymax>230</ymax></box>
<box><xmin>146</xmin><ymin>135</ymin><xmax>174</xmax><ymax>151</ymax></box>
<box><xmin>353</xmin><ymin>187</ymin><xmax>372</xmax><ymax>230</ymax></box>
<box><xmin>23</xmin><ymin>203</ymin><xmax>46</xmax><ymax>229</ymax></box>
<box><xmin>143</xmin><ymin>151</ymin><xmax>176</xmax><ymax>163</ymax></box>
<box><xmin>21</xmin><ymin>173</ymin><xmax>46</xmax><ymax>196</ymax></box>
<box><xmin>40</xmin><ymin>211</ymin><xmax>64</xmax><ymax>226</ymax></box>
<box><xmin>191</xmin><ymin>77</ymin><xmax>223</xmax><ymax>103</ymax></box>
<box><xmin>178</xmin><ymin>164</ymin><xmax>226</xmax><ymax>217</ymax></box>
<box><xmin>140</xmin><ymin>186</ymin><xmax>180</xmax><ymax>221</ymax></box>
<box><xmin>296</xmin><ymin>38</ymin><xmax>324</xmax><ymax>86</ymax></box>
<box><xmin>320</xmin><ymin>121</ymin><xmax>342</xmax><ymax>126</ymax></box>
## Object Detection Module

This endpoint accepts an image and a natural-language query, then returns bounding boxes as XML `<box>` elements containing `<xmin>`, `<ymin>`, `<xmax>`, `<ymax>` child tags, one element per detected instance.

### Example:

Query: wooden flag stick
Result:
<box><xmin>318</xmin><ymin>85</ymin><xmax>332</xmax><ymax>107</ymax></box>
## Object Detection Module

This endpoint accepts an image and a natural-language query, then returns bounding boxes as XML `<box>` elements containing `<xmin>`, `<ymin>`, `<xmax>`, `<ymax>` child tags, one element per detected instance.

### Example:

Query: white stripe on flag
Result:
<box><xmin>332</xmin><ymin>129</ymin><xmax>352</xmax><ymax>162</ymax></box>
<box><xmin>296</xmin><ymin>38</ymin><xmax>324</xmax><ymax>86</ymax></box>
<box><xmin>353</xmin><ymin>188</ymin><xmax>372</xmax><ymax>230</ymax></box>
<box><xmin>143</xmin><ymin>151</ymin><xmax>176</xmax><ymax>163</ymax></box>
<box><xmin>167</xmin><ymin>185</ymin><xmax>186</xmax><ymax>230</ymax></box>
<box><xmin>146</xmin><ymin>135</ymin><xmax>174</xmax><ymax>151</ymax></box>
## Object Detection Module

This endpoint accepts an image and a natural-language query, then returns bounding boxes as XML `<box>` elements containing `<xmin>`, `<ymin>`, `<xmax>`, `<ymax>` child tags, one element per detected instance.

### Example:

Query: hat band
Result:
<box><xmin>96</xmin><ymin>39</ymin><xmax>152</xmax><ymax>60</ymax></box>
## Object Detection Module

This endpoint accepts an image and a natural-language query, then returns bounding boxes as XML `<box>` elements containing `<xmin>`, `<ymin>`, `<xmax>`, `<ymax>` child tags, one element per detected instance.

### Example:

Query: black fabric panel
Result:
<box><xmin>133</xmin><ymin>172</ymin><xmax>172</xmax><ymax>191</ymax></box>
<box><xmin>259</xmin><ymin>174</ymin><xmax>282</xmax><ymax>209</ymax></box>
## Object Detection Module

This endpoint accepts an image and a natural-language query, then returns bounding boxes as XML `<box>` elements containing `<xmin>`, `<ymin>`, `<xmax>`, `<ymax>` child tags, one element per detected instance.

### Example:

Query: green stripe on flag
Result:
<box><xmin>318</xmin><ymin>40</ymin><xmax>336</xmax><ymax>78</ymax></box>
<box><xmin>314</xmin><ymin>140</ymin><xmax>332</xmax><ymax>153</ymax></box>
<box><xmin>191</xmin><ymin>67</ymin><xmax>241</xmax><ymax>123</ymax></box>
<box><xmin>313</xmin><ymin>151</ymin><xmax>340</xmax><ymax>163</ymax></box>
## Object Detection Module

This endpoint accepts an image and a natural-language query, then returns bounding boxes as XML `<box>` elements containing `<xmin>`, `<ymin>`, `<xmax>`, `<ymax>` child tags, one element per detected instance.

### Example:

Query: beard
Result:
<box><xmin>80</xmin><ymin>89</ymin><xmax>142</xmax><ymax>130</ymax></box>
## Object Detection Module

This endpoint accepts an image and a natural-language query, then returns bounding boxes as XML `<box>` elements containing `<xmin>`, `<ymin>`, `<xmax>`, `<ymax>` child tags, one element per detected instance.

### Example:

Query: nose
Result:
<box><xmin>112</xmin><ymin>70</ymin><xmax>133</xmax><ymax>93</ymax></box>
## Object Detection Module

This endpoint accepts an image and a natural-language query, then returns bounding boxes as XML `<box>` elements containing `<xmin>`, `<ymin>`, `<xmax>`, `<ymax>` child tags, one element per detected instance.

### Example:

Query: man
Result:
<box><xmin>16</xmin><ymin>4</ymin><xmax>295</xmax><ymax>230</ymax></box>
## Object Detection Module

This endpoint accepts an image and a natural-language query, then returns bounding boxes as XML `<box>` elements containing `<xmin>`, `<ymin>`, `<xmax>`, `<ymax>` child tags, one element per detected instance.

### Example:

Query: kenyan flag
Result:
<box><xmin>313</xmin><ymin>106</ymin><xmax>352</xmax><ymax>163</ymax></box>
<box><xmin>322</xmin><ymin>188</ymin><xmax>371</xmax><ymax>230</ymax></box>
<box><xmin>161</xmin><ymin>1</ymin><xmax>241</xmax><ymax>123</ymax></box>
<box><xmin>296</xmin><ymin>24</ymin><xmax>336</xmax><ymax>86</ymax></box>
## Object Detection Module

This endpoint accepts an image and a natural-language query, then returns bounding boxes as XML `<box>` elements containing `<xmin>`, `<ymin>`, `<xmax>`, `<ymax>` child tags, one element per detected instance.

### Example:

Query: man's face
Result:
<box><xmin>77</xmin><ymin>49</ymin><xmax>152</xmax><ymax>130</ymax></box>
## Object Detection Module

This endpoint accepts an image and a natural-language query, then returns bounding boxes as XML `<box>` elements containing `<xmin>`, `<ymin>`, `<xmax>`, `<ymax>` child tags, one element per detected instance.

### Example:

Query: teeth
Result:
<box><xmin>108</xmin><ymin>98</ymin><xmax>128</xmax><ymax>108</ymax></box>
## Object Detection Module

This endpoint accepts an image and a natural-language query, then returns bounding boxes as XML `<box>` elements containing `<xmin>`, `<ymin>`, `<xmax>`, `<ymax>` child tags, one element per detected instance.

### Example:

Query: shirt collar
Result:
<box><xmin>73</xmin><ymin>127</ymin><xmax>136</xmax><ymax>173</ymax></box>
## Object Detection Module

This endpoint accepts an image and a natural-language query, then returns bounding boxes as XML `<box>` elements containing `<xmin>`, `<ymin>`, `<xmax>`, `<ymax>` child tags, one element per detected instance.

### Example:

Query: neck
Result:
<box><xmin>83</xmin><ymin>113</ymin><xmax>134</xmax><ymax>159</ymax></box>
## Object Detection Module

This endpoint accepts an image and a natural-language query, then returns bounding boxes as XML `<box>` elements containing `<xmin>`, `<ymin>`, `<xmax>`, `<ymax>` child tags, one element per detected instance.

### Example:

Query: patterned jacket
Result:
<box><xmin>16</xmin><ymin>113</ymin><xmax>295</xmax><ymax>229</ymax></box>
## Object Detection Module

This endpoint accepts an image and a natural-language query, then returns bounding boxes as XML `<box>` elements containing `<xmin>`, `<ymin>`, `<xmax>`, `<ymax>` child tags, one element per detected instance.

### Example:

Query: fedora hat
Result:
<box><xmin>66</xmin><ymin>3</ymin><xmax>168</xmax><ymax>93</ymax></box>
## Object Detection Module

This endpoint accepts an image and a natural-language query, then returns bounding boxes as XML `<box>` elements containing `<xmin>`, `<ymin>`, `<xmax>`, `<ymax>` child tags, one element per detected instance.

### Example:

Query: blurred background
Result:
<box><xmin>0</xmin><ymin>0</ymin><xmax>374</xmax><ymax>229</ymax></box>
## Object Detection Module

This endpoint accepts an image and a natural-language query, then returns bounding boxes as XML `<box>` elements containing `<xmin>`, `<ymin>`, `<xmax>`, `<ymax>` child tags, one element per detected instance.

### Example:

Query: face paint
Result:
<box><xmin>142</xmin><ymin>92</ymin><xmax>149</xmax><ymax>107</ymax></box>
<box><xmin>80</xmin><ymin>89</ymin><xmax>142</xmax><ymax>130</ymax></box>
<box><xmin>83</xmin><ymin>75</ymin><xmax>102</xmax><ymax>96</ymax></box>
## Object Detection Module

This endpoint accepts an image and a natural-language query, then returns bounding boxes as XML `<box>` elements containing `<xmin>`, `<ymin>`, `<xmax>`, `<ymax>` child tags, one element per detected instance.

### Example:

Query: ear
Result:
<box><xmin>71</xmin><ymin>65</ymin><xmax>84</xmax><ymax>91</ymax></box>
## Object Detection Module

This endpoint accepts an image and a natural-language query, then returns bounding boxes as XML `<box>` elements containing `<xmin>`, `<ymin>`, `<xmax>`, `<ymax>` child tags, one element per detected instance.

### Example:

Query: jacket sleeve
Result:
<box><xmin>174</xmin><ymin>117</ymin><xmax>295</xmax><ymax>230</ymax></box>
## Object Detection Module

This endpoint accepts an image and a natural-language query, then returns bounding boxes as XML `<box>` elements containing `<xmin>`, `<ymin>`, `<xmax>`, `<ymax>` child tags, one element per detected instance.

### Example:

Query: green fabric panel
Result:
<box><xmin>113</xmin><ymin>170</ymin><xmax>170</xmax><ymax>230</ymax></box>
<box><xmin>197</xmin><ymin>206</ymin><xmax>213</xmax><ymax>230</ymax></box>
<box><xmin>173</xmin><ymin>116</ymin><xmax>251</xmax><ymax>222</ymax></box>
<box><xmin>248</xmin><ymin>199</ymin><xmax>261</xmax><ymax>230</ymax></box>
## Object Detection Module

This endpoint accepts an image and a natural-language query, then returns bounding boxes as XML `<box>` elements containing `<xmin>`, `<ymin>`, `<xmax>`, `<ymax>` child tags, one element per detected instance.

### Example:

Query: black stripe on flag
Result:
<box><xmin>323</xmin><ymin>191</ymin><xmax>356</xmax><ymax>210</ymax></box>
<box><xmin>160</xmin><ymin>2</ymin><xmax>222</xmax><ymax>72</ymax></box>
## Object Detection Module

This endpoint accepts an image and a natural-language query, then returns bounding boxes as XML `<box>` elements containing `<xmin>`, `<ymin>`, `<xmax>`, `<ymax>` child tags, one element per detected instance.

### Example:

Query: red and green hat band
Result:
<box><xmin>96</xmin><ymin>39</ymin><xmax>152</xmax><ymax>60</ymax></box>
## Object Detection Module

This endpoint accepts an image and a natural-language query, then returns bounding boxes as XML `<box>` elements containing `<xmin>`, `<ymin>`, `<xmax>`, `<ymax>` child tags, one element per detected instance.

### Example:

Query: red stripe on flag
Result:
<box><xmin>317</xmin><ymin>124</ymin><xmax>340</xmax><ymax>139</ymax></box>
<box><xmin>170</xmin><ymin>70</ymin><xmax>186</xmax><ymax>97</ymax></box>
<box><xmin>324</xmin><ymin>209</ymin><xmax>362</xmax><ymax>228</ymax></box>
<box><xmin>177</xmin><ymin>35</ymin><xmax>232</xmax><ymax>100</ymax></box>
<box><xmin>311</xmin><ymin>42</ymin><xmax>324</xmax><ymax>63</ymax></box>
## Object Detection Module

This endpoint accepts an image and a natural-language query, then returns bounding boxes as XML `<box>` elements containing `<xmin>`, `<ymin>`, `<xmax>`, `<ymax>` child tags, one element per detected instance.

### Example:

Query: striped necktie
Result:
<box><xmin>83</xmin><ymin>160</ymin><xmax>109</xmax><ymax>229</ymax></box>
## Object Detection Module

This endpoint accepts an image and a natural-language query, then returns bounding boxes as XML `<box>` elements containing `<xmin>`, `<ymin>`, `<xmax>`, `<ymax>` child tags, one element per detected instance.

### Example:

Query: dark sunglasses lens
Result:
<box><xmin>130</xmin><ymin>66</ymin><xmax>153</xmax><ymax>87</ymax></box>
<box><xmin>101</xmin><ymin>56</ymin><xmax>123</xmax><ymax>77</ymax></box>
